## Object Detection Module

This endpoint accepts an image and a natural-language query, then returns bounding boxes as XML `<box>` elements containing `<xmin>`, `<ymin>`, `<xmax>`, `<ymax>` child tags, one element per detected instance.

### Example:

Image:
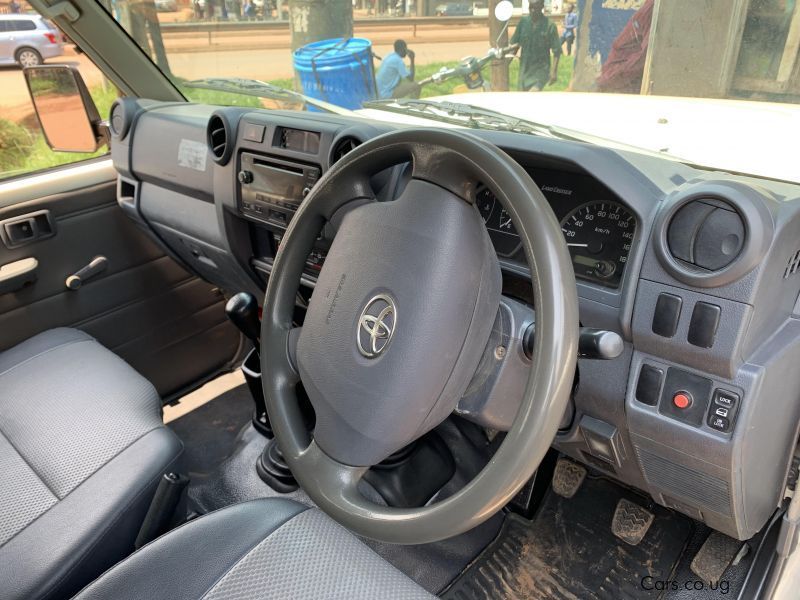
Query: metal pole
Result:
<box><xmin>489</xmin><ymin>0</ymin><xmax>510</xmax><ymax>91</ymax></box>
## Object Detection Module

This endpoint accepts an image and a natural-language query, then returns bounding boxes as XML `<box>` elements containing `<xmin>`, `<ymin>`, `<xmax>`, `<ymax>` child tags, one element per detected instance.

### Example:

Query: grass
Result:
<box><xmin>2</xmin><ymin>56</ymin><xmax>574</xmax><ymax>180</ymax></box>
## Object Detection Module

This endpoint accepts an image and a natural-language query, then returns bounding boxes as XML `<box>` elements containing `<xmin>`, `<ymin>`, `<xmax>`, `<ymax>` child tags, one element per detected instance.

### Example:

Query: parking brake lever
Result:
<box><xmin>523</xmin><ymin>325</ymin><xmax>623</xmax><ymax>360</ymax></box>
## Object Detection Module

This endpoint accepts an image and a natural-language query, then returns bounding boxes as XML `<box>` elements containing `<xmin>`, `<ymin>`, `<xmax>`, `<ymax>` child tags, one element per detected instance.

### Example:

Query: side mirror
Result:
<box><xmin>24</xmin><ymin>65</ymin><xmax>107</xmax><ymax>153</ymax></box>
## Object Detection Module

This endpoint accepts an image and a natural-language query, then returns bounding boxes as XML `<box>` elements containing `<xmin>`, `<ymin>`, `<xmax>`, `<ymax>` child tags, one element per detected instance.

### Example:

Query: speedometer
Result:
<box><xmin>560</xmin><ymin>201</ymin><xmax>635</xmax><ymax>288</ymax></box>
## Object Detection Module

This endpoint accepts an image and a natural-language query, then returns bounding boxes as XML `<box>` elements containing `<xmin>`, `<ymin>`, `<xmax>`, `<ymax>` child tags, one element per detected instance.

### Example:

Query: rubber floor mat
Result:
<box><xmin>169</xmin><ymin>383</ymin><xmax>253</xmax><ymax>476</ymax></box>
<box><xmin>442</xmin><ymin>475</ymin><xmax>693</xmax><ymax>600</ymax></box>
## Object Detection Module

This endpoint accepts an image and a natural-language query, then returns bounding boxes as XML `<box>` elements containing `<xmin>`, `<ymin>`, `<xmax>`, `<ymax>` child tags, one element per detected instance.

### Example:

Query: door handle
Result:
<box><xmin>65</xmin><ymin>256</ymin><xmax>108</xmax><ymax>290</ymax></box>
<box><xmin>0</xmin><ymin>257</ymin><xmax>38</xmax><ymax>295</ymax></box>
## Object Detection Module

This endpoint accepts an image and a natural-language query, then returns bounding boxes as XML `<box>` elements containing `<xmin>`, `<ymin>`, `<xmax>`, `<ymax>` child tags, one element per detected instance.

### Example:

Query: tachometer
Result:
<box><xmin>560</xmin><ymin>201</ymin><xmax>635</xmax><ymax>288</ymax></box>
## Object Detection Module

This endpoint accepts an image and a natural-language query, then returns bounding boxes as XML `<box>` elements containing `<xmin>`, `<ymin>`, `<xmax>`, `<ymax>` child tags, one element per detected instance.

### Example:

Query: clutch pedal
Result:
<box><xmin>551</xmin><ymin>457</ymin><xmax>586</xmax><ymax>498</ymax></box>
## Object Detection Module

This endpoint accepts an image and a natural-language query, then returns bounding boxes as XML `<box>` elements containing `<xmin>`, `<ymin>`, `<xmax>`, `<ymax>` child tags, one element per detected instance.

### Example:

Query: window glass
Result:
<box><xmin>11</xmin><ymin>19</ymin><xmax>37</xmax><ymax>31</ymax></box>
<box><xmin>89</xmin><ymin>0</ymin><xmax>800</xmax><ymax>183</ymax></box>
<box><xmin>0</xmin><ymin>11</ymin><xmax>119</xmax><ymax>181</ymax></box>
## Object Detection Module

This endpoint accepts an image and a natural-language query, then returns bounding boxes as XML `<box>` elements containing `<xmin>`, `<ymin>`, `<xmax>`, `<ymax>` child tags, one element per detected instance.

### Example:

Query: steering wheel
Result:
<box><xmin>261</xmin><ymin>128</ymin><xmax>578</xmax><ymax>544</ymax></box>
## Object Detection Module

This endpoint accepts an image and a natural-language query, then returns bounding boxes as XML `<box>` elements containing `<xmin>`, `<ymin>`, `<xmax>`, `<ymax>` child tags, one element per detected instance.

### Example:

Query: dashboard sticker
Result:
<box><xmin>178</xmin><ymin>139</ymin><xmax>208</xmax><ymax>171</ymax></box>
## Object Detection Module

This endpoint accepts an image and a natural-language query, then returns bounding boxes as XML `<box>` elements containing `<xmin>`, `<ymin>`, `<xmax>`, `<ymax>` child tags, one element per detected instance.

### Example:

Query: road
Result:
<box><xmin>1</xmin><ymin>38</ymin><xmax>489</xmax><ymax>120</ymax></box>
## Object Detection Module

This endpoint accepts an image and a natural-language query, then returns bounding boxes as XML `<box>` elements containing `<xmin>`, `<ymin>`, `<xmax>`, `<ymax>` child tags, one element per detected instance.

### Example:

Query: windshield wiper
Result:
<box><xmin>364</xmin><ymin>98</ymin><xmax>694</xmax><ymax>163</ymax></box>
<box><xmin>362</xmin><ymin>98</ymin><xmax>581</xmax><ymax>140</ymax></box>
<box><xmin>182</xmin><ymin>77</ymin><xmax>351</xmax><ymax>115</ymax></box>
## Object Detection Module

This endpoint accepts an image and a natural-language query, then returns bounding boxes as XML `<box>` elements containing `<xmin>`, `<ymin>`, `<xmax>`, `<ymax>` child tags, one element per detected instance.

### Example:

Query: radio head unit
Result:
<box><xmin>239</xmin><ymin>152</ymin><xmax>320</xmax><ymax>227</ymax></box>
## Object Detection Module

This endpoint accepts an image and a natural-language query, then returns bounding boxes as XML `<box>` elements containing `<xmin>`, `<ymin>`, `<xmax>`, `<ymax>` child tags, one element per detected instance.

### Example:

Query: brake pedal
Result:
<box><xmin>612</xmin><ymin>498</ymin><xmax>654</xmax><ymax>546</ymax></box>
<box><xmin>551</xmin><ymin>457</ymin><xmax>586</xmax><ymax>498</ymax></box>
<box><xmin>691</xmin><ymin>531</ymin><xmax>745</xmax><ymax>584</ymax></box>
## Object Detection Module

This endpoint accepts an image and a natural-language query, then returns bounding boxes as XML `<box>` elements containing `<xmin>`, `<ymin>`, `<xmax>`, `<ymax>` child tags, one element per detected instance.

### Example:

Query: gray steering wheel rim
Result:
<box><xmin>261</xmin><ymin>127</ymin><xmax>579</xmax><ymax>544</ymax></box>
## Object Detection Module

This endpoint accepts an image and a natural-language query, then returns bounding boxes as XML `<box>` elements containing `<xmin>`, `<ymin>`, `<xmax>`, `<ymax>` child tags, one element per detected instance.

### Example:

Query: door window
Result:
<box><xmin>0</xmin><ymin>12</ymin><xmax>118</xmax><ymax>182</ymax></box>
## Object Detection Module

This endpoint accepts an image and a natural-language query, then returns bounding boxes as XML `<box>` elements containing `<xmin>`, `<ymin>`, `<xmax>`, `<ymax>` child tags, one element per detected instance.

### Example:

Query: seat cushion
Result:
<box><xmin>73</xmin><ymin>499</ymin><xmax>434</xmax><ymax>600</ymax></box>
<box><xmin>0</xmin><ymin>328</ymin><xmax>183</xmax><ymax>600</ymax></box>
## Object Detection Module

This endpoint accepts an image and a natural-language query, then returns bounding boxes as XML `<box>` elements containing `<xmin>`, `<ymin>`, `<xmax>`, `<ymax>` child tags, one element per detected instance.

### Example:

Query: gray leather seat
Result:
<box><xmin>0</xmin><ymin>328</ymin><xmax>182</xmax><ymax>600</ymax></box>
<box><xmin>73</xmin><ymin>498</ymin><xmax>434</xmax><ymax>600</ymax></box>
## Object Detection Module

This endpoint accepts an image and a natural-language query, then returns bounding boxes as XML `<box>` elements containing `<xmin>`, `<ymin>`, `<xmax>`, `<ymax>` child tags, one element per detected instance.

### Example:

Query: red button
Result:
<box><xmin>673</xmin><ymin>392</ymin><xmax>692</xmax><ymax>409</ymax></box>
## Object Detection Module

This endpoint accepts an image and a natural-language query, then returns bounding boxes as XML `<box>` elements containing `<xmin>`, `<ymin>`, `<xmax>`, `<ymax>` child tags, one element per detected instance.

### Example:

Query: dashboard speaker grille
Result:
<box><xmin>635</xmin><ymin>446</ymin><xmax>731</xmax><ymax>516</ymax></box>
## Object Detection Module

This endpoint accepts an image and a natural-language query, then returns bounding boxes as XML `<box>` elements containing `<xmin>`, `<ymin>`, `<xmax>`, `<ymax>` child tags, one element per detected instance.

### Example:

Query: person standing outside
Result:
<box><xmin>510</xmin><ymin>0</ymin><xmax>562</xmax><ymax>91</ymax></box>
<box><xmin>376</xmin><ymin>39</ymin><xmax>418</xmax><ymax>99</ymax></box>
<box><xmin>561</xmin><ymin>3</ymin><xmax>578</xmax><ymax>56</ymax></box>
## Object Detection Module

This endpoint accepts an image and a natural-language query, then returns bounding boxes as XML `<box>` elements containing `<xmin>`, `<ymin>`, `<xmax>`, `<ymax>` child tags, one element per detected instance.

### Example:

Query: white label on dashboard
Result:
<box><xmin>177</xmin><ymin>139</ymin><xmax>208</xmax><ymax>171</ymax></box>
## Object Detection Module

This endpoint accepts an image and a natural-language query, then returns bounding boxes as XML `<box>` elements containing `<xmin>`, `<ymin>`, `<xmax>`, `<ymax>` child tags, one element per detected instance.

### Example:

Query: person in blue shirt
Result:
<box><xmin>561</xmin><ymin>3</ymin><xmax>578</xmax><ymax>56</ymax></box>
<box><xmin>376</xmin><ymin>39</ymin><xmax>417</xmax><ymax>99</ymax></box>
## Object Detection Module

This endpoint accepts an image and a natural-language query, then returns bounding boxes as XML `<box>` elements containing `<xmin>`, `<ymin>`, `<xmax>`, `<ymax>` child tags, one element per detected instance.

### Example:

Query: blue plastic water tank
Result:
<box><xmin>293</xmin><ymin>38</ymin><xmax>377</xmax><ymax>110</ymax></box>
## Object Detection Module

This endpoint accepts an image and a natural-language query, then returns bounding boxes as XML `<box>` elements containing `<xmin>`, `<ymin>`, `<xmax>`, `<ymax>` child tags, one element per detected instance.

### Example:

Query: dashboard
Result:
<box><xmin>108</xmin><ymin>97</ymin><xmax>800</xmax><ymax>545</ymax></box>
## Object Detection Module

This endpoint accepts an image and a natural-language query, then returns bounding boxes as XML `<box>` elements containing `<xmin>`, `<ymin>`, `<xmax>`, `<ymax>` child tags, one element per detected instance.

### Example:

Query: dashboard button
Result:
<box><xmin>713</xmin><ymin>389</ymin><xmax>738</xmax><ymax>409</ymax></box>
<box><xmin>242</xmin><ymin>123</ymin><xmax>265</xmax><ymax>143</ymax></box>
<box><xmin>708</xmin><ymin>415</ymin><xmax>730</xmax><ymax>432</ymax></box>
<box><xmin>658</xmin><ymin>368</ymin><xmax>712</xmax><ymax>426</ymax></box>
<box><xmin>635</xmin><ymin>364</ymin><xmax>663</xmax><ymax>406</ymax></box>
<box><xmin>688</xmin><ymin>301</ymin><xmax>721</xmax><ymax>348</ymax></box>
<box><xmin>708</xmin><ymin>389</ymin><xmax>739</xmax><ymax>434</ymax></box>
<box><xmin>652</xmin><ymin>293</ymin><xmax>682</xmax><ymax>338</ymax></box>
<box><xmin>672</xmin><ymin>392</ymin><xmax>692</xmax><ymax>409</ymax></box>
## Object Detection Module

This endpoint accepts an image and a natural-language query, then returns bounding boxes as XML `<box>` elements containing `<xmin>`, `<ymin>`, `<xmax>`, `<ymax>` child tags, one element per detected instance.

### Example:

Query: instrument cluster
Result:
<box><xmin>477</xmin><ymin>167</ymin><xmax>636</xmax><ymax>289</ymax></box>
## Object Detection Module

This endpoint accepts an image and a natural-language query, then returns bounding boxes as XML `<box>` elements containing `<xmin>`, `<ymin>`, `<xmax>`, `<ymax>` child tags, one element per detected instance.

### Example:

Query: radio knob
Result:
<box><xmin>237</xmin><ymin>170</ymin><xmax>253</xmax><ymax>184</ymax></box>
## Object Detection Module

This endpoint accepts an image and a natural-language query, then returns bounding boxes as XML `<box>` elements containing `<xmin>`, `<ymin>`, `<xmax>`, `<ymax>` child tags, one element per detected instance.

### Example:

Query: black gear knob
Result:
<box><xmin>225</xmin><ymin>292</ymin><xmax>260</xmax><ymax>344</ymax></box>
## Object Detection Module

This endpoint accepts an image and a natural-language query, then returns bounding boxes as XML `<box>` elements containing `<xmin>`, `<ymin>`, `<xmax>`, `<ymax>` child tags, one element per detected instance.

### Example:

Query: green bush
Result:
<box><xmin>0</xmin><ymin>119</ymin><xmax>34</xmax><ymax>173</ymax></box>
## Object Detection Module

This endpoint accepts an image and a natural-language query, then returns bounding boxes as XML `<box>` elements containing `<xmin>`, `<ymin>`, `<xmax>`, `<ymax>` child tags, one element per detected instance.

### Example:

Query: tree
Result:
<box><xmin>117</xmin><ymin>0</ymin><xmax>172</xmax><ymax>77</ymax></box>
<box><xmin>288</xmin><ymin>0</ymin><xmax>354</xmax><ymax>51</ymax></box>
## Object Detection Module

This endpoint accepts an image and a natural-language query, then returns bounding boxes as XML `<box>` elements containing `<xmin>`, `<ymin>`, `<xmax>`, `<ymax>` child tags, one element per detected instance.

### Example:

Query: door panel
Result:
<box><xmin>0</xmin><ymin>159</ymin><xmax>242</xmax><ymax>398</ymax></box>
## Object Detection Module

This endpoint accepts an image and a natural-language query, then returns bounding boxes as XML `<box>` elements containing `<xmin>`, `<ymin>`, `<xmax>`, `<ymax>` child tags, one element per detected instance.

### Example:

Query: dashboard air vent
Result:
<box><xmin>666</xmin><ymin>199</ymin><xmax>745</xmax><ymax>272</ymax></box>
<box><xmin>330</xmin><ymin>136</ymin><xmax>361</xmax><ymax>165</ymax></box>
<box><xmin>207</xmin><ymin>113</ymin><xmax>232</xmax><ymax>165</ymax></box>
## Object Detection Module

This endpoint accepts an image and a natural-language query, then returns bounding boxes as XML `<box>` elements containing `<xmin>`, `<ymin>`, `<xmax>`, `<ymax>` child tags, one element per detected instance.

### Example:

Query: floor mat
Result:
<box><xmin>443</xmin><ymin>474</ymin><xmax>694</xmax><ymax>600</ymax></box>
<box><xmin>168</xmin><ymin>383</ymin><xmax>253</xmax><ymax>476</ymax></box>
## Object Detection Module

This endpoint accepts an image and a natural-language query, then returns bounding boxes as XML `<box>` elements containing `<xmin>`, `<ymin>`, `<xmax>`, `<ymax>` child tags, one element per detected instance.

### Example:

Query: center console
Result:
<box><xmin>238</xmin><ymin>152</ymin><xmax>320</xmax><ymax>228</ymax></box>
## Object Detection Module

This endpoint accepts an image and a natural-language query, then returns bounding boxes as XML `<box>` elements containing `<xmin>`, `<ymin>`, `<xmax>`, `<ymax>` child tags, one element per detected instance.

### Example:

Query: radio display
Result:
<box><xmin>252</xmin><ymin>162</ymin><xmax>306</xmax><ymax>205</ymax></box>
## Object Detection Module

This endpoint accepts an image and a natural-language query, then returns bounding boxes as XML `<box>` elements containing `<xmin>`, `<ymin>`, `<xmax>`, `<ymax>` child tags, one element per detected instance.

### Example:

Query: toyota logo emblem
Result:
<box><xmin>357</xmin><ymin>294</ymin><xmax>396</xmax><ymax>358</ymax></box>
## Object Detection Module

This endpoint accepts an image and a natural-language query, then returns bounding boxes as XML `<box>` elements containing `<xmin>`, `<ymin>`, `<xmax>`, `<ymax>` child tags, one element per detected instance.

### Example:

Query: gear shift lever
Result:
<box><xmin>225</xmin><ymin>292</ymin><xmax>260</xmax><ymax>346</ymax></box>
<box><xmin>225</xmin><ymin>292</ymin><xmax>272</xmax><ymax>438</ymax></box>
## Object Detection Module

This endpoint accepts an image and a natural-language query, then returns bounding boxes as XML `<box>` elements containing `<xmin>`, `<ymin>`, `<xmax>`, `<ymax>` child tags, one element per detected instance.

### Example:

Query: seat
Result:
<box><xmin>0</xmin><ymin>328</ymin><xmax>182</xmax><ymax>600</ymax></box>
<box><xmin>73</xmin><ymin>498</ymin><xmax>433</xmax><ymax>600</ymax></box>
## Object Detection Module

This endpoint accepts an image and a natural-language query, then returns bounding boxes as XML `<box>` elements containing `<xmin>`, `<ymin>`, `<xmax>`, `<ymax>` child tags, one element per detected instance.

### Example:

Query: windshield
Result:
<box><xmin>102</xmin><ymin>0</ymin><xmax>798</xmax><ymax>182</ymax></box>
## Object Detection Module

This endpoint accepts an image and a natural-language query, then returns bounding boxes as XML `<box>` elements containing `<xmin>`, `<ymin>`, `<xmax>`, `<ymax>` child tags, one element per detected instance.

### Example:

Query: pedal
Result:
<box><xmin>612</xmin><ymin>498</ymin><xmax>654</xmax><ymax>546</ymax></box>
<box><xmin>691</xmin><ymin>531</ymin><xmax>744</xmax><ymax>584</ymax></box>
<box><xmin>551</xmin><ymin>457</ymin><xmax>586</xmax><ymax>498</ymax></box>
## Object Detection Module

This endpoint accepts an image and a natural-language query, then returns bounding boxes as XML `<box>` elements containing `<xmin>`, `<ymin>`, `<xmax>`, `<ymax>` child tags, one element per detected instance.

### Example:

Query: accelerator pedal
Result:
<box><xmin>691</xmin><ymin>531</ymin><xmax>745</xmax><ymax>584</ymax></box>
<box><xmin>612</xmin><ymin>498</ymin><xmax>655</xmax><ymax>546</ymax></box>
<box><xmin>551</xmin><ymin>457</ymin><xmax>587</xmax><ymax>498</ymax></box>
